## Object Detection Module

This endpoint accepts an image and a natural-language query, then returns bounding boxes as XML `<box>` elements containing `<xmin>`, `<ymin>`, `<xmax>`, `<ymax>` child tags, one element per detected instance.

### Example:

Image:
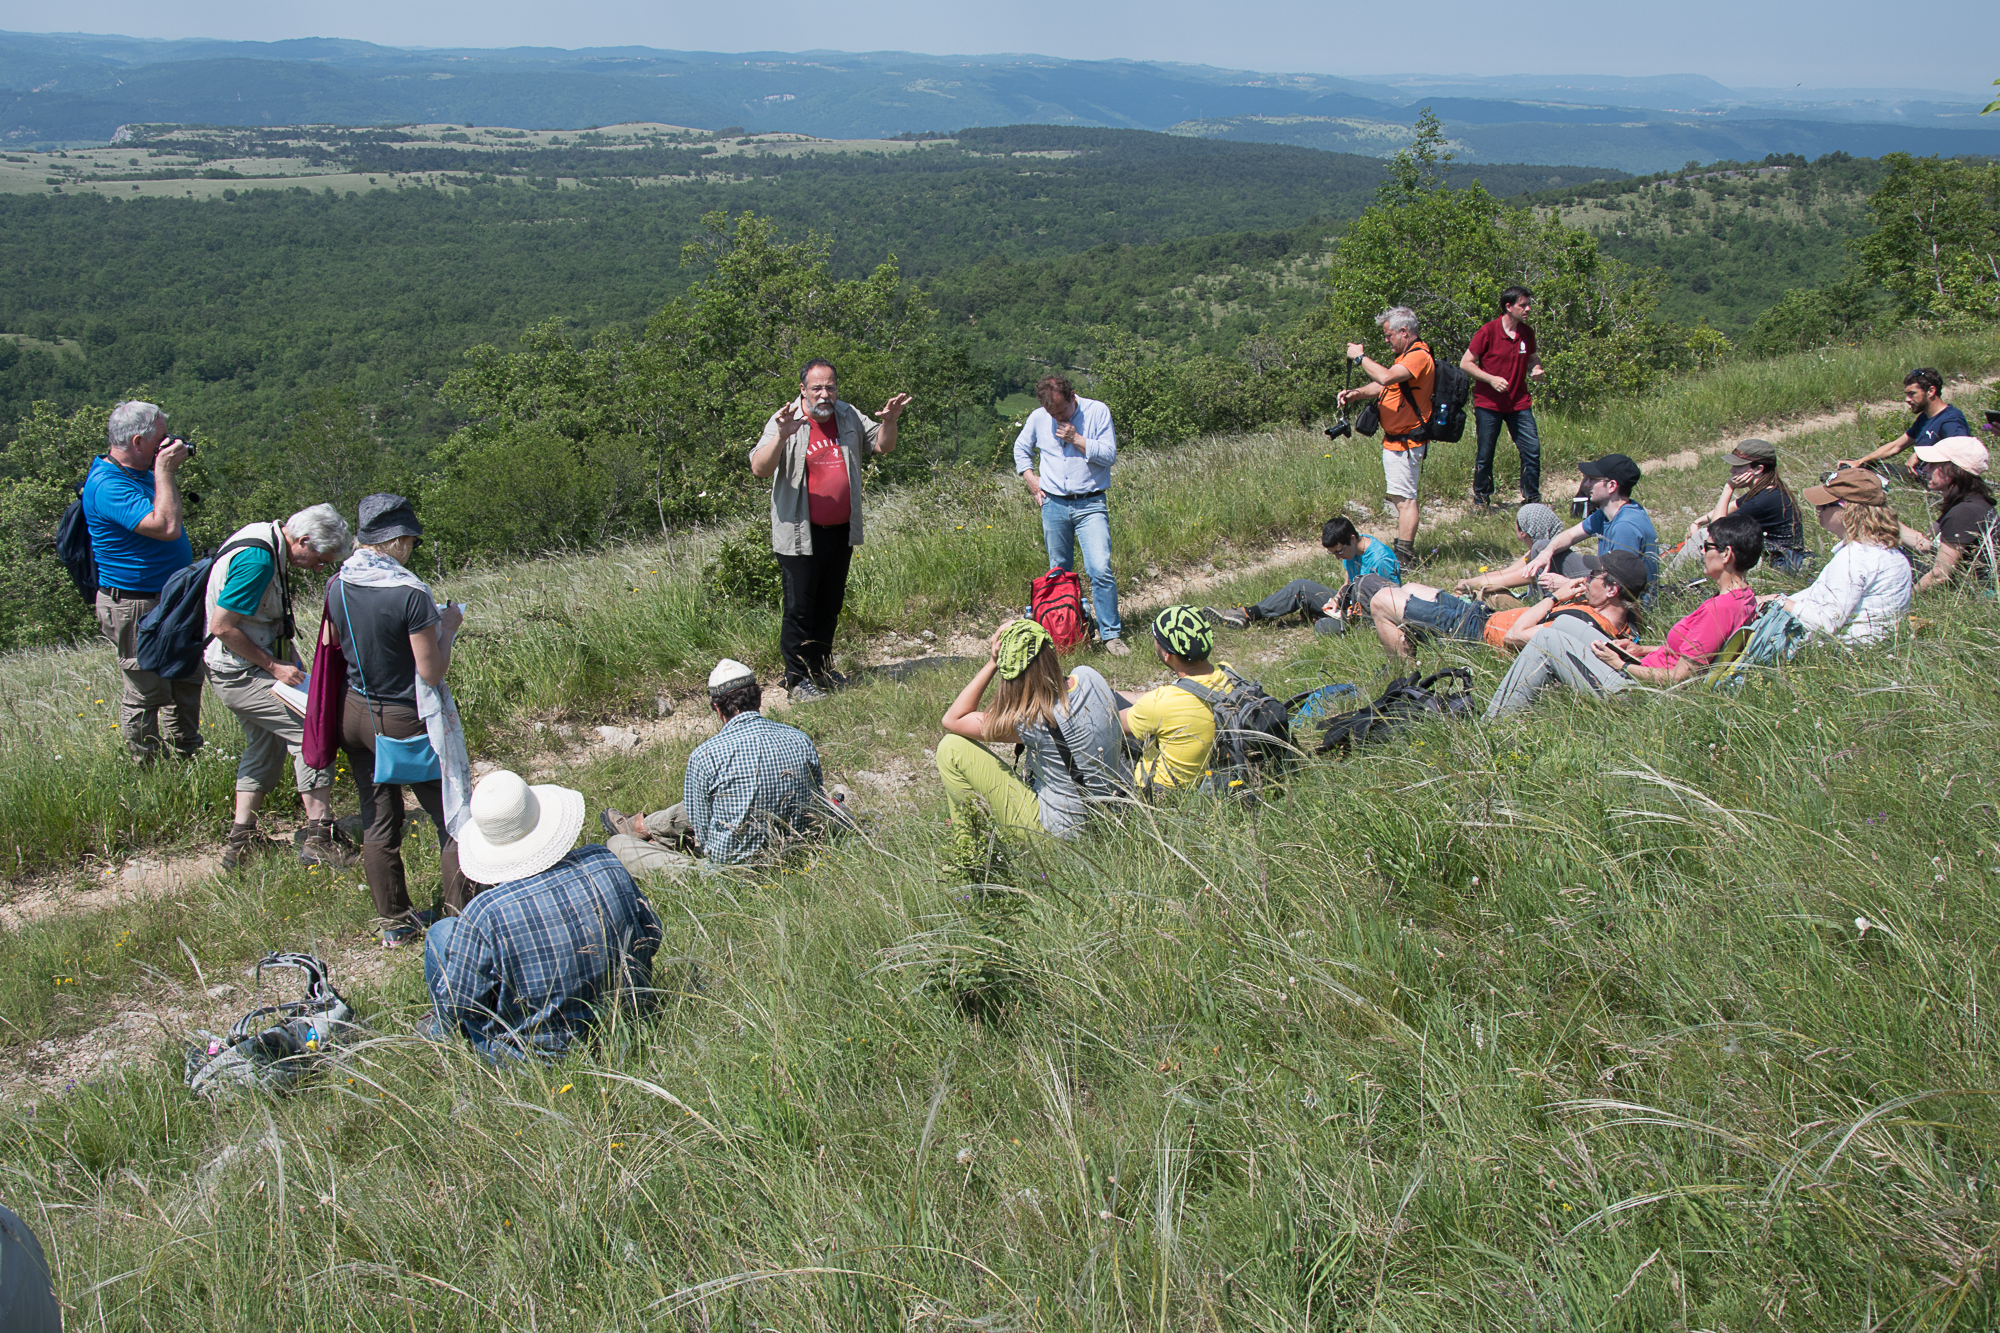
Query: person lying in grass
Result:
<box><xmin>1204</xmin><ymin>515</ymin><xmax>1400</xmax><ymax>636</ymax></box>
<box><xmin>1446</xmin><ymin>502</ymin><xmax>1583</xmax><ymax>604</ymax></box>
<box><xmin>936</xmin><ymin>618</ymin><xmax>1131</xmax><ymax>844</ymax></box>
<box><xmin>1485</xmin><ymin>511</ymin><xmax>1762</xmax><ymax>717</ymax></box>
<box><xmin>1368</xmin><ymin>548</ymin><xmax>1646</xmax><ymax>661</ymax></box>
<box><xmin>1758</xmin><ymin>466</ymin><xmax>1912</xmax><ymax>644</ymax></box>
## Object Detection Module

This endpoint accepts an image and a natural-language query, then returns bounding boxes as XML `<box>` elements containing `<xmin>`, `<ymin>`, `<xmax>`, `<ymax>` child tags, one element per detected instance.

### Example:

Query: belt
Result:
<box><xmin>98</xmin><ymin>587</ymin><xmax>156</xmax><ymax>601</ymax></box>
<box><xmin>1047</xmin><ymin>489</ymin><xmax>1107</xmax><ymax>501</ymax></box>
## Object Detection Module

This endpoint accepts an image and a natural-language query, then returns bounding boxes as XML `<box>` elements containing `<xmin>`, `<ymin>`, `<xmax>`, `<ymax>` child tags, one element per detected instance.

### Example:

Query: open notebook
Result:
<box><xmin>270</xmin><ymin>676</ymin><xmax>309</xmax><ymax>716</ymax></box>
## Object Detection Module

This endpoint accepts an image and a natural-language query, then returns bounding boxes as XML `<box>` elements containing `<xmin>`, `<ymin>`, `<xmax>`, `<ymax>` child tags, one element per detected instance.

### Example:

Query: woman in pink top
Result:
<box><xmin>1591</xmin><ymin>510</ymin><xmax>1762</xmax><ymax>685</ymax></box>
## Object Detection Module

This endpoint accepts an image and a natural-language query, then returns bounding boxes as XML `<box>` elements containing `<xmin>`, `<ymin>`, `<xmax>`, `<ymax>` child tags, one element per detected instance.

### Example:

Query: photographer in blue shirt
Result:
<box><xmin>81</xmin><ymin>400</ymin><xmax>202</xmax><ymax>762</ymax></box>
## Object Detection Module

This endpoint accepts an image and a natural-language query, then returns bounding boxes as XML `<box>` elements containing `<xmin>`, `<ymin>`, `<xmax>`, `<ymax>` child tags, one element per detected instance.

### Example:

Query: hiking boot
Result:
<box><xmin>1392</xmin><ymin>538</ymin><xmax>1418</xmax><ymax>566</ymax></box>
<box><xmin>600</xmin><ymin>807</ymin><xmax>642</xmax><ymax>840</ymax></box>
<box><xmin>788</xmin><ymin>679</ymin><xmax>830</xmax><ymax>703</ymax></box>
<box><xmin>818</xmin><ymin>668</ymin><xmax>851</xmax><ymax>690</ymax></box>
<box><xmin>1102</xmin><ymin>637</ymin><xmax>1132</xmax><ymax>657</ymax></box>
<box><xmin>1204</xmin><ymin>606</ymin><xmax>1250</xmax><ymax>630</ymax></box>
<box><xmin>297</xmin><ymin>818</ymin><xmax>358</xmax><ymax>869</ymax></box>
<box><xmin>220</xmin><ymin>821</ymin><xmax>263</xmax><ymax>871</ymax></box>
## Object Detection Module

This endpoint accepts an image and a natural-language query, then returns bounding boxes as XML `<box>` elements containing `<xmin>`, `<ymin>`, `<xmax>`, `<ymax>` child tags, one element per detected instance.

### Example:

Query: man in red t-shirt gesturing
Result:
<box><xmin>750</xmin><ymin>359</ymin><xmax>911</xmax><ymax>702</ymax></box>
<box><xmin>1461</xmin><ymin>285</ymin><xmax>1545</xmax><ymax>510</ymax></box>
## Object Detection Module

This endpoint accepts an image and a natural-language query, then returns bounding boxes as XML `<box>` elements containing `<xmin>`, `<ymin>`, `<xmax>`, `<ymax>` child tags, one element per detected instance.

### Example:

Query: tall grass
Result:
<box><xmin>5</xmin><ymin>599</ymin><xmax>1997</xmax><ymax>1329</ymax></box>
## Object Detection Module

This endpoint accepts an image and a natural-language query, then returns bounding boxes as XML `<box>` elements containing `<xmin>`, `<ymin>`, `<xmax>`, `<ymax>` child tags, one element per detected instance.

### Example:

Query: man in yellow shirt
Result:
<box><xmin>1119</xmin><ymin>605</ymin><xmax>1229</xmax><ymax>791</ymax></box>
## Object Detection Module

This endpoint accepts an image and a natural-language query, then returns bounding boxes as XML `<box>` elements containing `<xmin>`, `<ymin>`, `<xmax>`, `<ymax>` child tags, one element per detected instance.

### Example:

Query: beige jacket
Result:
<box><xmin>201</xmin><ymin>520</ymin><xmax>293</xmax><ymax>674</ymax></box>
<box><xmin>756</xmin><ymin>400</ymin><xmax>880</xmax><ymax>556</ymax></box>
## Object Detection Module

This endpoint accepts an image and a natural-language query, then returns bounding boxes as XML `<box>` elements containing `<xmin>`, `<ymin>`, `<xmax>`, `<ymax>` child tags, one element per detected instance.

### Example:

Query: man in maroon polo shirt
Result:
<box><xmin>1461</xmin><ymin>286</ymin><xmax>1545</xmax><ymax>510</ymax></box>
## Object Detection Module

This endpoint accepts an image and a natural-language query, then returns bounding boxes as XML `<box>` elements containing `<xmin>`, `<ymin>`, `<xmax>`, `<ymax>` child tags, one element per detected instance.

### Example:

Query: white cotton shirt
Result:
<box><xmin>1785</xmin><ymin>542</ymin><xmax>1912</xmax><ymax>644</ymax></box>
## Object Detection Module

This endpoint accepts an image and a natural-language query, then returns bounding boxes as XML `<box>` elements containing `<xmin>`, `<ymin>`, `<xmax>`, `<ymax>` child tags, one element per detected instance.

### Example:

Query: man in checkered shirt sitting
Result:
<box><xmin>599</xmin><ymin>659</ymin><xmax>849</xmax><ymax>879</ymax></box>
<box><xmin>422</xmin><ymin>770</ymin><xmax>660</xmax><ymax>1060</ymax></box>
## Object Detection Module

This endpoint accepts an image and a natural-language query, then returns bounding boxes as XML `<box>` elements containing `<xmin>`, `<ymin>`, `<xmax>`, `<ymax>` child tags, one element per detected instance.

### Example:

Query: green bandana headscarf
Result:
<box><xmin>1152</xmin><ymin>604</ymin><xmax>1214</xmax><ymax>661</ymax></box>
<box><xmin>997</xmin><ymin>619</ymin><xmax>1054</xmax><ymax>679</ymax></box>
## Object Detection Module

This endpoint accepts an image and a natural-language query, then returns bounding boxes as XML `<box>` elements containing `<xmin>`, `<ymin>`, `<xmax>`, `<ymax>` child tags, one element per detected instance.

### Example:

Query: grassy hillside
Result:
<box><xmin>1521</xmin><ymin>153</ymin><xmax>1892</xmax><ymax>336</ymax></box>
<box><xmin>4</xmin><ymin>337</ymin><xmax>1998</xmax><ymax>1330</ymax></box>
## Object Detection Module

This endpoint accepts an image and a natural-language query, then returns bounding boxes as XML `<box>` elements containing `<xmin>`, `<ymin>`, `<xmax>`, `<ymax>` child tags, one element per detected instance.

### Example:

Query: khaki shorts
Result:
<box><xmin>1382</xmin><ymin>444</ymin><xmax>1428</xmax><ymax>500</ymax></box>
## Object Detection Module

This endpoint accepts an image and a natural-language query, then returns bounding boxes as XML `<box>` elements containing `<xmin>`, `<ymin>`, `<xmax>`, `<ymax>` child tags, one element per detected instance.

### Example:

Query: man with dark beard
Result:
<box><xmin>750</xmin><ymin>359</ymin><xmax>911</xmax><ymax>701</ymax></box>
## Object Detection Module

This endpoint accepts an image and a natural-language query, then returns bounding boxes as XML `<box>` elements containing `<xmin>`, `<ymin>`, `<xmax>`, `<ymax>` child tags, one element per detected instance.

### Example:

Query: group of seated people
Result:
<box><xmin>411</xmin><ymin>420</ymin><xmax>1995</xmax><ymax>1063</ymax></box>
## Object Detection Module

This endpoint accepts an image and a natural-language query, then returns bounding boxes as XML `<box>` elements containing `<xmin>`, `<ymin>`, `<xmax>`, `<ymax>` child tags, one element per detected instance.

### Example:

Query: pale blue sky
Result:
<box><xmin>4</xmin><ymin>0</ymin><xmax>1997</xmax><ymax>97</ymax></box>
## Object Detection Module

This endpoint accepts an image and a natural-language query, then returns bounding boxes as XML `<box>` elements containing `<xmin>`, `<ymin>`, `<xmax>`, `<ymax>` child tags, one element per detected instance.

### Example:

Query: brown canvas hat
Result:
<box><xmin>1801</xmin><ymin>468</ymin><xmax>1886</xmax><ymax>507</ymax></box>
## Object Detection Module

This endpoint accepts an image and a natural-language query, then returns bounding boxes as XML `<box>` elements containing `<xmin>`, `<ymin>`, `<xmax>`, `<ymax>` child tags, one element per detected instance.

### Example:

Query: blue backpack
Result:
<box><xmin>135</xmin><ymin>529</ymin><xmax>286</xmax><ymax>682</ymax></box>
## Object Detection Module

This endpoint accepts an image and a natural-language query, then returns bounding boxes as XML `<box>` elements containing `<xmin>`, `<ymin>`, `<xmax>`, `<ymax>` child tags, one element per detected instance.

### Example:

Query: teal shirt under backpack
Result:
<box><xmin>1343</xmin><ymin>536</ymin><xmax>1402</xmax><ymax>585</ymax></box>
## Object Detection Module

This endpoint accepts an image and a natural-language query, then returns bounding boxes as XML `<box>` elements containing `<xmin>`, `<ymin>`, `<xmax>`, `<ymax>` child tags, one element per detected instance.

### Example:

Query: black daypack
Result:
<box><xmin>1425</xmin><ymin>358</ymin><xmax>1471</xmax><ymax>443</ymax></box>
<box><xmin>54</xmin><ymin>477</ymin><xmax>98</xmax><ymax>605</ymax></box>
<box><xmin>184</xmin><ymin>953</ymin><xmax>358</xmax><ymax>1099</ymax></box>
<box><xmin>1314</xmin><ymin>668</ymin><xmax>1476</xmax><ymax>754</ymax></box>
<box><xmin>1172</xmin><ymin>666</ymin><xmax>1295</xmax><ymax>799</ymax></box>
<box><xmin>135</xmin><ymin>525</ymin><xmax>288</xmax><ymax>681</ymax></box>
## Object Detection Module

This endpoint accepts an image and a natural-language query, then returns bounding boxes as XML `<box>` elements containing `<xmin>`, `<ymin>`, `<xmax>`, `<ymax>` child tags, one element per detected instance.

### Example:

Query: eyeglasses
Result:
<box><xmin>1701</xmin><ymin>541</ymin><xmax>1725</xmax><ymax>553</ymax></box>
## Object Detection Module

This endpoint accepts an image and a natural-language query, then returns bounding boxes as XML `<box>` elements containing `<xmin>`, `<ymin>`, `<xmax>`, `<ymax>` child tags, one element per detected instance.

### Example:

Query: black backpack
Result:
<box><xmin>1314</xmin><ymin>669</ymin><xmax>1476</xmax><ymax>753</ymax></box>
<box><xmin>54</xmin><ymin>477</ymin><xmax>98</xmax><ymax>605</ymax></box>
<box><xmin>134</xmin><ymin>526</ymin><xmax>288</xmax><ymax>682</ymax></box>
<box><xmin>1171</xmin><ymin>666</ymin><xmax>1296</xmax><ymax>799</ymax></box>
<box><xmin>1408</xmin><ymin>344</ymin><xmax>1471</xmax><ymax>444</ymax></box>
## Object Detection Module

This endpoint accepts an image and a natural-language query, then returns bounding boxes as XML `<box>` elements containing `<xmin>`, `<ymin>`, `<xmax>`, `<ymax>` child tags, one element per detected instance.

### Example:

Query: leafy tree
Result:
<box><xmin>426</xmin><ymin>211</ymin><xmax>984</xmax><ymax>559</ymax></box>
<box><xmin>0</xmin><ymin>403</ymin><xmax>107</xmax><ymax>650</ymax></box>
<box><xmin>1852</xmin><ymin>154</ymin><xmax>2000</xmax><ymax>324</ymax></box>
<box><xmin>1318</xmin><ymin>111</ymin><xmax>1673</xmax><ymax>407</ymax></box>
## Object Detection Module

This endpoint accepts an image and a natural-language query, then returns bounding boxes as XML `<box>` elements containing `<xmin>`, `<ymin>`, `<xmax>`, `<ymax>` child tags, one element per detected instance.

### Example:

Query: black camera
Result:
<box><xmin>166</xmin><ymin>435</ymin><xmax>196</xmax><ymax>459</ymax></box>
<box><xmin>1324</xmin><ymin>418</ymin><xmax>1353</xmax><ymax>441</ymax></box>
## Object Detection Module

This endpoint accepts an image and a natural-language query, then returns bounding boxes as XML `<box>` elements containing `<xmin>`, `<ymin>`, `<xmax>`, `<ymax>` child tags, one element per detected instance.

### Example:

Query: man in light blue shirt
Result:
<box><xmin>1013</xmin><ymin>374</ymin><xmax>1127</xmax><ymax>653</ymax></box>
<box><xmin>1522</xmin><ymin>453</ymin><xmax>1661</xmax><ymax>590</ymax></box>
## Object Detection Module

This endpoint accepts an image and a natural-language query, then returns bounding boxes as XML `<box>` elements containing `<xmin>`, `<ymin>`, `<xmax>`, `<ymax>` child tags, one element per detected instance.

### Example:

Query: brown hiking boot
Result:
<box><xmin>220</xmin><ymin>821</ymin><xmax>263</xmax><ymax>871</ymax></box>
<box><xmin>298</xmin><ymin>818</ymin><xmax>358</xmax><ymax>868</ymax></box>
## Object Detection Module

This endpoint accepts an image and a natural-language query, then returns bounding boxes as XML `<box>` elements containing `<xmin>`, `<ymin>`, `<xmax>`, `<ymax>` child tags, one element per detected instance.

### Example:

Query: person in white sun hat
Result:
<box><xmin>421</xmin><ymin>770</ymin><xmax>661</xmax><ymax>1059</ymax></box>
<box><xmin>1903</xmin><ymin>435</ymin><xmax>1996</xmax><ymax>593</ymax></box>
<box><xmin>599</xmin><ymin>658</ymin><xmax>848</xmax><ymax>880</ymax></box>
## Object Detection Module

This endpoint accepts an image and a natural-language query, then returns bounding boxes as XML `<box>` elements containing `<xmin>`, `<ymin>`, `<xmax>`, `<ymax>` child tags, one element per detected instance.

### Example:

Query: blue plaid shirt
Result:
<box><xmin>432</xmin><ymin>844</ymin><xmax>662</xmax><ymax>1058</ymax></box>
<box><xmin>683</xmin><ymin>710</ymin><xmax>827</xmax><ymax>865</ymax></box>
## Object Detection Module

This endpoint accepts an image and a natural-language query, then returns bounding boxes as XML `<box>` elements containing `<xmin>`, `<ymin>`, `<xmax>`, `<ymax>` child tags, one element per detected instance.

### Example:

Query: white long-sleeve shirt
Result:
<box><xmin>1012</xmin><ymin>396</ymin><xmax>1118</xmax><ymax>497</ymax></box>
<box><xmin>1785</xmin><ymin>542</ymin><xmax>1912</xmax><ymax>644</ymax></box>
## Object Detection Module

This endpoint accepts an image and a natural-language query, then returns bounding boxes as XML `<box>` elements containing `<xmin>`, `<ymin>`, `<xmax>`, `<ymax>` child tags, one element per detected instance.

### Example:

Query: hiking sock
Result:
<box><xmin>221</xmin><ymin>821</ymin><xmax>261</xmax><ymax>870</ymax></box>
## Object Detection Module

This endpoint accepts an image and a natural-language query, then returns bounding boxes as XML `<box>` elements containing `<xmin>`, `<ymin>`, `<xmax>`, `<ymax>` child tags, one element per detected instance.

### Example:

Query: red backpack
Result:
<box><xmin>1028</xmin><ymin>567</ymin><xmax>1094</xmax><ymax>651</ymax></box>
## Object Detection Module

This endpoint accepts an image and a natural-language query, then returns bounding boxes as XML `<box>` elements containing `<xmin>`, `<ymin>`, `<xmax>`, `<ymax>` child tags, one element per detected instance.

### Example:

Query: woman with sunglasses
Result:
<box><xmin>1486</xmin><ymin>512</ymin><xmax>1762</xmax><ymax>717</ymax></box>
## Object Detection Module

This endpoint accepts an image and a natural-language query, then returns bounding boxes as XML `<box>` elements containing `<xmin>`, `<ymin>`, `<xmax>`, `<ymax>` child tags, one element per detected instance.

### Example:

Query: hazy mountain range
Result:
<box><xmin>4</xmin><ymin>30</ymin><xmax>1996</xmax><ymax>173</ymax></box>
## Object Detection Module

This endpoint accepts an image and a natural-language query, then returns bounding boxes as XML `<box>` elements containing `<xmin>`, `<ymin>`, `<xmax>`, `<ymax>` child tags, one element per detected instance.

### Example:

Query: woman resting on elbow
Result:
<box><xmin>935</xmin><ymin>619</ymin><xmax>1131</xmax><ymax>844</ymax></box>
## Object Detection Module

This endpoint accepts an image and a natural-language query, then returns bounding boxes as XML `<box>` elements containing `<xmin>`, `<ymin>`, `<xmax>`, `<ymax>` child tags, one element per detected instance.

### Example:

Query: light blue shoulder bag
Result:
<box><xmin>336</xmin><ymin>580</ymin><xmax>442</xmax><ymax>785</ymax></box>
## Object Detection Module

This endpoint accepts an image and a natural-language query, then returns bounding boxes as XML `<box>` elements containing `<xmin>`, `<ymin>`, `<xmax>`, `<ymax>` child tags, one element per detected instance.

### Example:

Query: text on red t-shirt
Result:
<box><xmin>805</xmin><ymin>414</ymin><xmax>851</xmax><ymax>527</ymax></box>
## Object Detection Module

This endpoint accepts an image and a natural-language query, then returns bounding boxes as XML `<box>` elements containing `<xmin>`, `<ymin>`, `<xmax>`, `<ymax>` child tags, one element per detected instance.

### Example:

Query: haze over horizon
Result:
<box><xmin>3</xmin><ymin>0</ymin><xmax>1996</xmax><ymax>96</ymax></box>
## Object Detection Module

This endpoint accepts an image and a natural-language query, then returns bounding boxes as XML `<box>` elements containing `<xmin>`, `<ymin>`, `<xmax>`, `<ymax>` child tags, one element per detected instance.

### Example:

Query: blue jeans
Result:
<box><xmin>1473</xmin><ymin>407</ymin><xmax>1542</xmax><ymax>503</ymax></box>
<box><xmin>1040</xmin><ymin>493</ymin><xmax>1121</xmax><ymax>640</ymax></box>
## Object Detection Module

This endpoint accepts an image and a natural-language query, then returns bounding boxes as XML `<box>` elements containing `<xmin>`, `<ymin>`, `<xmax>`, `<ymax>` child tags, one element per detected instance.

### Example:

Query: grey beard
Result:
<box><xmin>807</xmin><ymin>401</ymin><xmax>835</xmax><ymax>421</ymax></box>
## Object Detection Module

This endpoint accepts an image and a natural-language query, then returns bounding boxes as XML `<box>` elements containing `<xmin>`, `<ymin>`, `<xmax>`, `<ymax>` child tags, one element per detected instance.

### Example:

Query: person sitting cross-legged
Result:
<box><xmin>1369</xmin><ymin>549</ymin><xmax>1647</xmax><ymax>662</ymax></box>
<box><xmin>935</xmin><ymin>619</ymin><xmax>1131</xmax><ymax>847</ymax></box>
<box><xmin>1118</xmin><ymin>606</ymin><xmax>1233</xmax><ymax>793</ymax></box>
<box><xmin>1484</xmin><ymin>511</ymin><xmax>1763</xmax><ymax>718</ymax></box>
<box><xmin>1205</xmin><ymin>515</ymin><xmax>1401</xmax><ymax>636</ymax></box>
<box><xmin>422</xmin><ymin>770</ymin><xmax>662</xmax><ymax>1062</ymax></box>
<box><xmin>602</xmin><ymin>659</ymin><xmax>845</xmax><ymax>879</ymax></box>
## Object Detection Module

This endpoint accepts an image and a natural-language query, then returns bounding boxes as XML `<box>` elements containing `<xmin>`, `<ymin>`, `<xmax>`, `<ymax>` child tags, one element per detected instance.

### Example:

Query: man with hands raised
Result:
<box><xmin>750</xmin><ymin>358</ymin><xmax>911</xmax><ymax>702</ymax></box>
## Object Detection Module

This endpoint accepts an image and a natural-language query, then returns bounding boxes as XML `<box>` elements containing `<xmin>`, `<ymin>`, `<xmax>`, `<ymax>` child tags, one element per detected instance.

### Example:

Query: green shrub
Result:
<box><xmin>701</xmin><ymin>519</ymin><xmax>783</xmax><ymax>609</ymax></box>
